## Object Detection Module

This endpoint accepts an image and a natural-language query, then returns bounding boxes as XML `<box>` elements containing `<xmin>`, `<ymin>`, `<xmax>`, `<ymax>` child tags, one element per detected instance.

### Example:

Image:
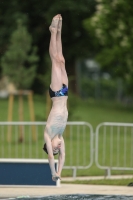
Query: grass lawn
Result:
<box><xmin>62</xmin><ymin>178</ymin><xmax>133</xmax><ymax>186</ymax></box>
<box><xmin>0</xmin><ymin>94</ymin><xmax>133</xmax><ymax>178</ymax></box>
<box><xmin>70</xmin><ymin>98</ymin><xmax>133</xmax><ymax>129</ymax></box>
<box><xmin>0</xmin><ymin>94</ymin><xmax>132</xmax><ymax>125</ymax></box>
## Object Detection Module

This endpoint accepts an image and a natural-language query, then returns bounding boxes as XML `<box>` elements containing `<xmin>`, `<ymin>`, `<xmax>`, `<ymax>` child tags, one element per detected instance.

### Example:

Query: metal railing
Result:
<box><xmin>0</xmin><ymin>121</ymin><xmax>93</xmax><ymax>178</ymax></box>
<box><xmin>95</xmin><ymin>122</ymin><xmax>133</xmax><ymax>177</ymax></box>
<box><xmin>1</xmin><ymin>121</ymin><xmax>133</xmax><ymax>178</ymax></box>
<box><xmin>63</xmin><ymin>122</ymin><xmax>93</xmax><ymax>177</ymax></box>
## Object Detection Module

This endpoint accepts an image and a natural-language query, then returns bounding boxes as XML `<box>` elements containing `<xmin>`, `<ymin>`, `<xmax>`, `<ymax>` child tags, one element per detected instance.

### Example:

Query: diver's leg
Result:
<box><xmin>49</xmin><ymin>14</ymin><xmax>62</xmax><ymax>91</ymax></box>
<box><xmin>56</xmin><ymin>15</ymin><xmax>68</xmax><ymax>87</ymax></box>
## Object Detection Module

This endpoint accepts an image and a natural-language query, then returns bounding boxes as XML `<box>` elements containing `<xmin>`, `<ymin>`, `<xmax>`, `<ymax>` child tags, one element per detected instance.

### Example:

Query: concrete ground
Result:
<box><xmin>0</xmin><ymin>184</ymin><xmax>133</xmax><ymax>199</ymax></box>
<box><xmin>0</xmin><ymin>175</ymin><xmax>133</xmax><ymax>199</ymax></box>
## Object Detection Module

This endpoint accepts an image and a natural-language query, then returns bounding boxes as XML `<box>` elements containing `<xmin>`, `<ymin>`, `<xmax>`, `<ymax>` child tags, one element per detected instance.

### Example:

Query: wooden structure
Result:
<box><xmin>7</xmin><ymin>90</ymin><xmax>36</xmax><ymax>143</ymax></box>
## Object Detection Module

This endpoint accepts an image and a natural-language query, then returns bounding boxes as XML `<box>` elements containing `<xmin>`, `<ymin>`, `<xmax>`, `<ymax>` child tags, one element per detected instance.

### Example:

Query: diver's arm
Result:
<box><xmin>57</xmin><ymin>136</ymin><xmax>65</xmax><ymax>178</ymax></box>
<box><xmin>44</xmin><ymin>133</ymin><xmax>56</xmax><ymax>177</ymax></box>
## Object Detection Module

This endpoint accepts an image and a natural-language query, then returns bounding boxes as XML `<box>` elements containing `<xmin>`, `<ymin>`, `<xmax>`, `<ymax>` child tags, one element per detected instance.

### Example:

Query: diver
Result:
<box><xmin>43</xmin><ymin>14</ymin><xmax>68</xmax><ymax>182</ymax></box>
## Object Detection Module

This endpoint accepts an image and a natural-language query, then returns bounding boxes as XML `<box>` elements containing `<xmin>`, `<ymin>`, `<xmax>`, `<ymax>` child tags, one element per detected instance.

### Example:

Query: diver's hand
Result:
<box><xmin>52</xmin><ymin>174</ymin><xmax>61</xmax><ymax>181</ymax></box>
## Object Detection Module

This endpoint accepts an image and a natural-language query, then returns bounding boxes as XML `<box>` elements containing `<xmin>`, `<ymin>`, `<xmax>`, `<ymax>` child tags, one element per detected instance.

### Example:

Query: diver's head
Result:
<box><xmin>52</xmin><ymin>135</ymin><xmax>61</xmax><ymax>154</ymax></box>
<box><xmin>43</xmin><ymin>135</ymin><xmax>61</xmax><ymax>155</ymax></box>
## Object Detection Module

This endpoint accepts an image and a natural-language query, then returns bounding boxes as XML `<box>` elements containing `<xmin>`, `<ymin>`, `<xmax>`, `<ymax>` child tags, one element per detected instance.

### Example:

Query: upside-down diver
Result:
<box><xmin>43</xmin><ymin>14</ymin><xmax>68</xmax><ymax>181</ymax></box>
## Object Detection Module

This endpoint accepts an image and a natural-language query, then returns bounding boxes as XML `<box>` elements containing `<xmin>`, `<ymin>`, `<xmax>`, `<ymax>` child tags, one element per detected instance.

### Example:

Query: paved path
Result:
<box><xmin>0</xmin><ymin>183</ymin><xmax>133</xmax><ymax>199</ymax></box>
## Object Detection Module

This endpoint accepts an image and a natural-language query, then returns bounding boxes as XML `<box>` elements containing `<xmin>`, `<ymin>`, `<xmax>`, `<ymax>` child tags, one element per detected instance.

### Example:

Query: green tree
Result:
<box><xmin>0</xmin><ymin>0</ymin><xmax>96</xmax><ymax>93</ymax></box>
<box><xmin>1</xmin><ymin>19</ymin><xmax>39</xmax><ymax>89</ymax></box>
<box><xmin>84</xmin><ymin>0</ymin><xmax>133</xmax><ymax>95</ymax></box>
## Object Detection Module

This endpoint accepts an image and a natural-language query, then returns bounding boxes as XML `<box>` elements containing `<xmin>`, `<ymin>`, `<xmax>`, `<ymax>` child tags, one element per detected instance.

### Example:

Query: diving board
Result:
<box><xmin>0</xmin><ymin>159</ymin><xmax>59</xmax><ymax>186</ymax></box>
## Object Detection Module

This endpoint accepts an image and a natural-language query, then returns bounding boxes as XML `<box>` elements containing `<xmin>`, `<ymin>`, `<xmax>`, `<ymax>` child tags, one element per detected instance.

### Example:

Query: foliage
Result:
<box><xmin>0</xmin><ymin>0</ymin><xmax>96</xmax><ymax>93</ymax></box>
<box><xmin>81</xmin><ymin>77</ymin><xmax>117</xmax><ymax>99</ymax></box>
<box><xmin>37</xmin><ymin>53</ymin><xmax>51</xmax><ymax>91</ymax></box>
<box><xmin>84</xmin><ymin>0</ymin><xmax>133</xmax><ymax>96</ymax></box>
<box><xmin>1</xmin><ymin>19</ymin><xmax>39</xmax><ymax>89</ymax></box>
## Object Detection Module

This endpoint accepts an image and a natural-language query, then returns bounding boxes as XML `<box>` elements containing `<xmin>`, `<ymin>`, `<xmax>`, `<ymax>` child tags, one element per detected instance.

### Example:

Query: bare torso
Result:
<box><xmin>45</xmin><ymin>96</ymin><xmax>68</xmax><ymax>139</ymax></box>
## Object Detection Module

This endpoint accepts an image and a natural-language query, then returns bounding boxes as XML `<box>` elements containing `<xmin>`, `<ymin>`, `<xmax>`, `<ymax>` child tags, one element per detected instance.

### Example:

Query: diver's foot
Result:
<box><xmin>49</xmin><ymin>14</ymin><xmax>60</xmax><ymax>33</ymax></box>
<box><xmin>58</xmin><ymin>15</ymin><xmax>62</xmax><ymax>32</ymax></box>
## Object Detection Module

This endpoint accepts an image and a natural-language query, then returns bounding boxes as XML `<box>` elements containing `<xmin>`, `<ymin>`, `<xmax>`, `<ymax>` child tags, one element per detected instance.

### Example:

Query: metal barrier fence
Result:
<box><xmin>0</xmin><ymin>121</ymin><xmax>93</xmax><ymax>178</ymax></box>
<box><xmin>1</xmin><ymin>121</ymin><xmax>133</xmax><ymax>177</ymax></box>
<box><xmin>63</xmin><ymin>122</ymin><xmax>93</xmax><ymax>177</ymax></box>
<box><xmin>95</xmin><ymin>122</ymin><xmax>133</xmax><ymax>177</ymax></box>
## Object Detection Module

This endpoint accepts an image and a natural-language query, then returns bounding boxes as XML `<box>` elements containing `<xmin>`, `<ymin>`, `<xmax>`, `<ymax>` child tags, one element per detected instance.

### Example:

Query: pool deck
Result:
<box><xmin>0</xmin><ymin>175</ymin><xmax>133</xmax><ymax>199</ymax></box>
<box><xmin>0</xmin><ymin>184</ymin><xmax>133</xmax><ymax>199</ymax></box>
